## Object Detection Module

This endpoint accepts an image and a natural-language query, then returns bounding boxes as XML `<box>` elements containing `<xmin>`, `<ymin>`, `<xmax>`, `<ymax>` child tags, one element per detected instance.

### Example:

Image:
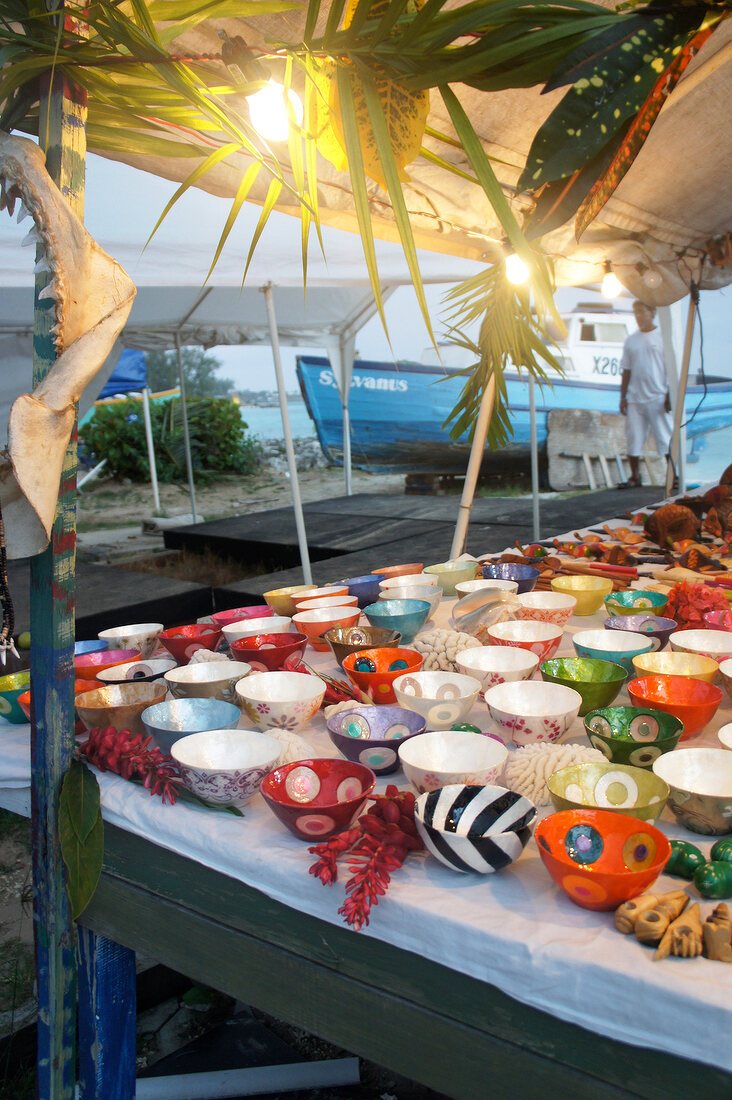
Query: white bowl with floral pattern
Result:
<box><xmin>171</xmin><ymin>728</ymin><xmax>282</xmax><ymax>806</ymax></box>
<box><xmin>235</xmin><ymin>670</ymin><xmax>326</xmax><ymax>731</ymax></box>
<box><xmin>398</xmin><ymin>729</ymin><xmax>508</xmax><ymax>794</ymax></box>
<box><xmin>484</xmin><ymin>679</ymin><xmax>582</xmax><ymax>746</ymax></box>
<box><xmin>455</xmin><ymin>645</ymin><xmax>539</xmax><ymax>690</ymax></box>
<box><xmin>486</xmin><ymin>620</ymin><xmax>564</xmax><ymax>662</ymax></box>
<box><xmin>515</xmin><ymin>591</ymin><xmax>577</xmax><ymax>628</ymax></box>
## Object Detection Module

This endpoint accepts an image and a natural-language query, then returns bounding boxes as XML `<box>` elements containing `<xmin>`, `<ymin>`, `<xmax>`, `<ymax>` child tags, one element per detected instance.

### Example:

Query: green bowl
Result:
<box><xmin>539</xmin><ymin>657</ymin><xmax>626</xmax><ymax>717</ymax></box>
<box><xmin>0</xmin><ymin>669</ymin><xmax>32</xmax><ymax>724</ymax></box>
<box><xmin>603</xmin><ymin>590</ymin><xmax>668</xmax><ymax>617</ymax></box>
<box><xmin>547</xmin><ymin>761</ymin><xmax>669</xmax><ymax>823</ymax></box>
<box><xmin>583</xmin><ymin>705</ymin><xmax>684</xmax><ymax>769</ymax></box>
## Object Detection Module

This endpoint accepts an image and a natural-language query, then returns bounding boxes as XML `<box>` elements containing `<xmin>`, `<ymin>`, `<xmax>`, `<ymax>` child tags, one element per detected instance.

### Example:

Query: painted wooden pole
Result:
<box><xmin>77</xmin><ymin>929</ymin><xmax>137</xmax><ymax>1100</ymax></box>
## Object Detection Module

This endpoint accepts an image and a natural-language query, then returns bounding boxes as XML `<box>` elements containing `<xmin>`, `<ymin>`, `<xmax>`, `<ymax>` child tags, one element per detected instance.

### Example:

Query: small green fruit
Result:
<box><xmin>18</xmin><ymin>632</ymin><xmax>31</xmax><ymax>650</ymax></box>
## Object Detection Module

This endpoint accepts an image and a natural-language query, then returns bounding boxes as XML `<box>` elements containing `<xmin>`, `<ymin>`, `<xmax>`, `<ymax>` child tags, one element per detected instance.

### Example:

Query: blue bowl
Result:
<box><xmin>141</xmin><ymin>697</ymin><xmax>240</xmax><ymax>755</ymax></box>
<box><xmin>326</xmin><ymin>705</ymin><xmax>426</xmax><ymax>774</ymax></box>
<box><xmin>573</xmin><ymin>629</ymin><xmax>654</xmax><ymax>678</ymax></box>
<box><xmin>0</xmin><ymin>669</ymin><xmax>32</xmax><ymax>724</ymax></box>
<box><xmin>340</xmin><ymin>573</ymin><xmax>387</xmax><ymax>609</ymax></box>
<box><xmin>603</xmin><ymin>590</ymin><xmax>669</xmax><ymax>619</ymax></box>
<box><xmin>363</xmin><ymin>599</ymin><xmax>431</xmax><ymax>645</ymax></box>
<box><xmin>603</xmin><ymin>615</ymin><xmax>678</xmax><ymax>652</ymax></box>
<box><xmin>481</xmin><ymin>563</ymin><xmax>539</xmax><ymax>594</ymax></box>
<box><xmin>75</xmin><ymin>639</ymin><xmax>109</xmax><ymax>656</ymax></box>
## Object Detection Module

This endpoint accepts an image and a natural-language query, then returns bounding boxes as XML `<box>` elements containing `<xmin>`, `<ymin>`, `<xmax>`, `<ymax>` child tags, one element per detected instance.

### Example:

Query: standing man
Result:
<box><xmin>619</xmin><ymin>300</ymin><xmax>674</xmax><ymax>489</ymax></box>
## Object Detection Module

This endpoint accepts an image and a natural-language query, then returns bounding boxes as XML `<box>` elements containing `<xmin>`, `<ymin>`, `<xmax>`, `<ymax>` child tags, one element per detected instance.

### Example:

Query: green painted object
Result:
<box><xmin>546</xmin><ymin>762</ymin><xmax>668</xmax><ymax>823</ymax></box>
<box><xmin>583</xmin><ymin>705</ymin><xmax>683</xmax><ymax>768</ymax></box>
<box><xmin>694</xmin><ymin>861</ymin><xmax>732</xmax><ymax>900</ymax></box>
<box><xmin>666</xmin><ymin>840</ymin><xmax>706</xmax><ymax>880</ymax></box>
<box><xmin>539</xmin><ymin>657</ymin><xmax>626</xmax><ymax>717</ymax></box>
<box><xmin>711</xmin><ymin>838</ymin><xmax>732</xmax><ymax>865</ymax></box>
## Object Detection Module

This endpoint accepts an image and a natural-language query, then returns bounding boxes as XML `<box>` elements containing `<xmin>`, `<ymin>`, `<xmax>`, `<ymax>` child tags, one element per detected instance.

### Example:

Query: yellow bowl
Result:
<box><xmin>550</xmin><ymin>575</ymin><xmax>614</xmax><ymax>616</ymax></box>
<box><xmin>632</xmin><ymin>650</ymin><xmax>719</xmax><ymax>683</ymax></box>
<box><xmin>263</xmin><ymin>585</ymin><xmax>317</xmax><ymax>617</ymax></box>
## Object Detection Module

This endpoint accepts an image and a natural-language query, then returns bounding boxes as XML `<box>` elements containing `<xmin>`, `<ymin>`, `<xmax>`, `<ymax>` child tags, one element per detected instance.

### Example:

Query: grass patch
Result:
<box><xmin>0</xmin><ymin>940</ymin><xmax>34</xmax><ymax>1015</ymax></box>
<box><xmin>0</xmin><ymin>811</ymin><xmax>30</xmax><ymax>853</ymax></box>
<box><xmin>119</xmin><ymin>548</ymin><xmax>251</xmax><ymax>586</ymax></box>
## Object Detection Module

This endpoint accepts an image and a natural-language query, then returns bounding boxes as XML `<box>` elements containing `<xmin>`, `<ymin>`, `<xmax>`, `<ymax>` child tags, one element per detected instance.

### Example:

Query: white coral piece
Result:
<box><xmin>502</xmin><ymin>742</ymin><xmax>607</xmax><ymax>807</ymax></box>
<box><xmin>323</xmin><ymin>699</ymin><xmax>361</xmax><ymax>719</ymax></box>
<box><xmin>188</xmin><ymin>649</ymin><xmax>232</xmax><ymax>665</ymax></box>
<box><xmin>265</xmin><ymin>727</ymin><xmax>324</xmax><ymax>764</ymax></box>
<box><xmin>412</xmin><ymin>628</ymin><xmax>481</xmax><ymax>672</ymax></box>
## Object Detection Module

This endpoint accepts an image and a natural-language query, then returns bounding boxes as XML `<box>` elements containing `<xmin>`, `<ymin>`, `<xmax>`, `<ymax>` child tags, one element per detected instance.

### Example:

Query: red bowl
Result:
<box><xmin>158</xmin><ymin>624</ymin><xmax>222</xmax><ymax>664</ymax></box>
<box><xmin>230</xmin><ymin>632</ymin><xmax>308</xmax><ymax>672</ymax></box>
<box><xmin>74</xmin><ymin>649</ymin><xmax>141</xmax><ymax>682</ymax></box>
<box><xmin>260</xmin><ymin>758</ymin><xmax>376</xmax><ymax>840</ymax></box>
<box><xmin>703</xmin><ymin>610</ymin><xmax>732</xmax><ymax>632</ymax></box>
<box><xmin>342</xmin><ymin>646</ymin><xmax>423</xmax><ymax>705</ymax></box>
<box><xmin>211</xmin><ymin>605</ymin><xmax>274</xmax><ymax>628</ymax></box>
<box><xmin>534</xmin><ymin>808</ymin><xmax>670</xmax><ymax>911</ymax></box>
<box><xmin>627</xmin><ymin>674</ymin><xmax>723</xmax><ymax>741</ymax></box>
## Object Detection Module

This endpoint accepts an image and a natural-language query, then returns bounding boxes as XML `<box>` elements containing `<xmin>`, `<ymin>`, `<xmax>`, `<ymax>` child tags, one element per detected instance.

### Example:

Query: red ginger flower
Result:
<box><xmin>665</xmin><ymin>581</ymin><xmax>729</xmax><ymax>629</ymax></box>
<box><xmin>79</xmin><ymin>726</ymin><xmax>182</xmax><ymax>804</ymax></box>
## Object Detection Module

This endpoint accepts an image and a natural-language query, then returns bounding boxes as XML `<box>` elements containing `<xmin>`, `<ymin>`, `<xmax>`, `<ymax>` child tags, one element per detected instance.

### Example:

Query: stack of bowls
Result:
<box><xmin>415</xmin><ymin>784</ymin><xmax>536</xmax><ymax>874</ymax></box>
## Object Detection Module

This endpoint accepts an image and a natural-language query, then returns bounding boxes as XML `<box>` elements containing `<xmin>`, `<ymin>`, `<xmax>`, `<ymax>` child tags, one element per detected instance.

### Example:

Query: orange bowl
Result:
<box><xmin>627</xmin><ymin>674</ymin><xmax>723</xmax><ymax>741</ymax></box>
<box><xmin>534</xmin><ymin>808</ymin><xmax>671</xmax><ymax>910</ymax></box>
<box><xmin>292</xmin><ymin>607</ymin><xmax>360</xmax><ymax>651</ymax></box>
<box><xmin>371</xmin><ymin>563</ymin><xmax>423</xmax><ymax>580</ymax></box>
<box><xmin>74</xmin><ymin>649</ymin><xmax>141</xmax><ymax>682</ymax></box>
<box><xmin>342</xmin><ymin>647</ymin><xmax>423</xmax><ymax>705</ymax></box>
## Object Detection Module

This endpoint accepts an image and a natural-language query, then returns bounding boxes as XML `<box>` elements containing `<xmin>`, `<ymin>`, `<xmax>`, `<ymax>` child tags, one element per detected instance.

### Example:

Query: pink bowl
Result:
<box><xmin>74</xmin><ymin>649</ymin><xmax>141</xmax><ymax>682</ymax></box>
<box><xmin>158</xmin><ymin>624</ymin><xmax>222</xmax><ymax>664</ymax></box>
<box><xmin>487</xmin><ymin>620</ymin><xmax>563</xmax><ymax>662</ymax></box>
<box><xmin>230</xmin><ymin>632</ymin><xmax>308</xmax><ymax>672</ymax></box>
<box><xmin>292</xmin><ymin>607</ymin><xmax>361</xmax><ymax>651</ymax></box>
<box><xmin>211</xmin><ymin>605</ymin><xmax>274</xmax><ymax>628</ymax></box>
<box><xmin>703</xmin><ymin>610</ymin><xmax>732</xmax><ymax>632</ymax></box>
<box><xmin>261</xmin><ymin>758</ymin><xmax>376</xmax><ymax>840</ymax></box>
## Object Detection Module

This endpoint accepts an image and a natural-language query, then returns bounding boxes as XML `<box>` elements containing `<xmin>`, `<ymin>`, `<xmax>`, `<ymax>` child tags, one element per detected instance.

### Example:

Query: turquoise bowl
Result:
<box><xmin>539</xmin><ymin>657</ymin><xmax>627</xmax><ymax>717</ymax></box>
<box><xmin>363</xmin><ymin>599</ymin><xmax>431</xmax><ymax>644</ymax></box>
<box><xmin>603</xmin><ymin>590</ymin><xmax>669</xmax><ymax>618</ymax></box>
<box><xmin>573</xmin><ymin>629</ymin><xmax>653</xmax><ymax>678</ymax></box>
<box><xmin>0</xmin><ymin>669</ymin><xmax>32</xmax><ymax>724</ymax></box>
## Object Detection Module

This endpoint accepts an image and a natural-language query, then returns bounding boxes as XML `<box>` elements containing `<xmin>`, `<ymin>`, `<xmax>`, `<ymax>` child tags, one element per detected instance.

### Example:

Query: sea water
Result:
<box><xmin>239</xmin><ymin>402</ymin><xmax>316</xmax><ymax>441</ymax></box>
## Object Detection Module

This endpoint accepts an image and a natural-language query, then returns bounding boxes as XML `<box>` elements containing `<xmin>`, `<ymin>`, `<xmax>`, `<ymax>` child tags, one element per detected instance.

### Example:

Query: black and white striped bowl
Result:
<box><xmin>415</xmin><ymin>784</ymin><xmax>537</xmax><ymax>875</ymax></box>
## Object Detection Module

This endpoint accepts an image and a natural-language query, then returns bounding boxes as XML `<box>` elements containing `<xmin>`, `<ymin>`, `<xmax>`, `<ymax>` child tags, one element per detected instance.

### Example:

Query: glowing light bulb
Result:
<box><xmin>505</xmin><ymin>253</ymin><xmax>529</xmax><ymax>284</ymax></box>
<box><xmin>247</xmin><ymin>80</ymin><xmax>303</xmax><ymax>141</ymax></box>
<box><xmin>601</xmin><ymin>264</ymin><xmax>622</xmax><ymax>298</ymax></box>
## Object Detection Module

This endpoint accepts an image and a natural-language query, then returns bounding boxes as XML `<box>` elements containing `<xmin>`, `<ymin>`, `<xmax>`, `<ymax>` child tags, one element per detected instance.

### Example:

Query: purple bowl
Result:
<box><xmin>603</xmin><ymin>615</ymin><xmax>678</xmax><ymax>652</ymax></box>
<box><xmin>481</xmin><ymin>563</ymin><xmax>539</xmax><ymax>594</ymax></box>
<box><xmin>326</xmin><ymin>705</ymin><xmax>426</xmax><ymax>775</ymax></box>
<box><xmin>340</xmin><ymin>573</ymin><xmax>387</xmax><ymax>609</ymax></box>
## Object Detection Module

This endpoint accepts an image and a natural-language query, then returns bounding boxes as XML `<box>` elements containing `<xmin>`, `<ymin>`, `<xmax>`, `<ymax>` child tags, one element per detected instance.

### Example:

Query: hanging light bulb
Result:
<box><xmin>601</xmin><ymin>260</ymin><xmax>622</xmax><ymax>298</ymax></box>
<box><xmin>643</xmin><ymin>266</ymin><xmax>663</xmax><ymax>290</ymax></box>
<box><xmin>246</xmin><ymin>79</ymin><xmax>303</xmax><ymax>142</ymax></box>
<box><xmin>505</xmin><ymin>252</ymin><xmax>529</xmax><ymax>284</ymax></box>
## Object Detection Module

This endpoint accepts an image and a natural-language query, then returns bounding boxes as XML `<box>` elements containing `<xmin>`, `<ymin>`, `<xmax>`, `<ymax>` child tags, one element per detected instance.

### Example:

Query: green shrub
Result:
<box><xmin>80</xmin><ymin>396</ymin><xmax>262</xmax><ymax>482</ymax></box>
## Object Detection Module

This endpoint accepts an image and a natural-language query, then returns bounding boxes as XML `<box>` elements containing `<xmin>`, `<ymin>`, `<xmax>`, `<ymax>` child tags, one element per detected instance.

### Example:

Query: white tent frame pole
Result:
<box><xmin>328</xmin><ymin>337</ymin><xmax>356</xmax><ymax>496</ymax></box>
<box><xmin>262</xmin><ymin>284</ymin><xmax>313</xmax><ymax>584</ymax></box>
<box><xmin>141</xmin><ymin>386</ymin><xmax>161</xmax><ymax>514</ymax></box>
<box><xmin>529</xmin><ymin>374</ymin><xmax>540</xmax><ymax>541</ymax></box>
<box><xmin>665</xmin><ymin>292</ymin><xmax>696</xmax><ymax>497</ymax></box>
<box><xmin>174</xmin><ymin>333</ymin><xmax>199</xmax><ymax>522</ymax></box>
<box><xmin>450</xmin><ymin>374</ymin><xmax>496</xmax><ymax>559</ymax></box>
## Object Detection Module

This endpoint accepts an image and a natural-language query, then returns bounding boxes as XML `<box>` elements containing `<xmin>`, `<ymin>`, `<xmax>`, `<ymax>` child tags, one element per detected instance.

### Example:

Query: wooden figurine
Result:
<box><xmin>635</xmin><ymin>891</ymin><xmax>689</xmax><ymax>945</ymax></box>
<box><xmin>703</xmin><ymin>903</ymin><xmax>732</xmax><ymax>963</ymax></box>
<box><xmin>615</xmin><ymin>892</ymin><xmax>667</xmax><ymax>934</ymax></box>
<box><xmin>655</xmin><ymin>903</ymin><xmax>703</xmax><ymax>960</ymax></box>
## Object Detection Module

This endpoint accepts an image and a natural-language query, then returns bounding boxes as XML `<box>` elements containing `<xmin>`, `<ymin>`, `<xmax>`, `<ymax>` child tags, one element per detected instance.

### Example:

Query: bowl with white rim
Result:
<box><xmin>392</xmin><ymin>670</ymin><xmax>481</xmax><ymax>730</ymax></box>
<box><xmin>573</xmin><ymin>628</ymin><xmax>654</xmax><ymax>678</ymax></box>
<box><xmin>455</xmin><ymin>645</ymin><xmax>539</xmax><ymax>690</ymax></box>
<box><xmin>222</xmin><ymin>616</ymin><xmax>292</xmax><ymax>645</ymax></box>
<box><xmin>164</xmin><ymin>660</ymin><xmax>250</xmax><ymax>705</ymax></box>
<box><xmin>294</xmin><ymin>585</ymin><xmax>349</xmax><ymax>602</ymax></box>
<box><xmin>96</xmin><ymin>658</ymin><xmax>177</xmax><ymax>685</ymax></box>
<box><xmin>484</xmin><ymin>679</ymin><xmax>582</xmax><ymax>746</ymax></box>
<box><xmin>293</xmin><ymin>594</ymin><xmax>359</xmax><ymax>612</ymax></box>
<box><xmin>515</xmin><ymin>591</ymin><xmax>577</xmax><ymax>628</ymax></box>
<box><xmin>379</xmin><ymin>585</ymin><xmax>441</xmax><ymax>617</ymax></box>
<box><xmin>486</xmin><ymin>620</ymin><xmax>563</xmax><ymax>662</ymax></box>
<box><xmin>171</xmin><ymin>728</ymin><xmax>282</xmax><ymax>807</ymax></box>
<box><xmin>98</xmin><ymin>622</ymin><xmax>164</xmax><ymax>659</ymax></box>
<box><xmin>380</xmin><ymin>573</ymin><xmax>440</xmax><ymax>591</ymax></box>
<box><xmin>718</xmin><ymin>723</ymin><xmax>732</xmax><ymax>750</ymax></box>
<box><xmin>454</xmin><ymin>578</ymin><xmax>519</xmax><ymax>599</ymax></box>
<box><xmin>399</xmin><ymin>729</ymin><xmax>508</xmax><ymax>794</ymax></box>
<box><xmin>292</xmin><ymin>606</ymin><xmax>361</xmax><ymax>650</ymax></box>
<box><xmin>235</xmin><ymin>669</ymin><xmax>327</xmax><ymax>731</ymax></box>
<box><xmin>652</xmin><ymin>747</ymin><xmax>732</xmax><ymax>835</ymax></box>
<box><xmin>669</xmin><ymin>629</ymin><xmax>732</xmax><ymax>664</ymax></box>
<box><xmin>141</xmin><ymin>697</ymin><xmax>241</xmax><ymax>754</ymax></box>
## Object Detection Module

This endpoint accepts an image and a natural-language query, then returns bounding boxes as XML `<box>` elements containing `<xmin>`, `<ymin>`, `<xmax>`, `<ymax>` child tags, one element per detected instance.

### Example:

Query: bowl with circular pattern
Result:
<box><xmin>164</xmin><ymin>660</ymin><xmax>249</xmax><ymax>705</ymax></box>
<box><xmin>415</xmin><ymin>784</ymin><xmax>536</xmax><ymax>874</ymax></box>
<box><xmin>422</xmin><ymin>561</ymin><xmax>479</xmax><ymax>597</ymax></box>
<box><xmin>652</xmin><ymin>748</ymin><xmax>732</xmax><ymax>835</ymax></box>
<box><xmin>538</xmin><ymin>657</ymin><xmax>627</xmax><ymax>717</ymax></box>
<box><xmin>326</xmin><ymin>705</ymin><xmax>425</xmax><ymax>775</ymax></box>
<box><xmin>141</xmin><ymin>697</ymin><xmax>241</xmax><ymax>754</ymax></box>
<box><xmin>631</xmin><ymin>649</ymin><xmax>718</xmax><ymax>683</ymax></box>
<box><xmin>603</xmin><ymin>590</ymin><xmax>668</xmax><ymax>618</ymax></box>
<box><xmin>455</xmin><ymin>645</ymin><xmax>539</xmax><ymax>691</ymax></box>
<box><xmin>96</xmin><ymin>658</ymin><xmax>177</xmax><ymax>686</ymax></box>
<box><xmin>534</xmin><ymin>808</ymin><xmax>671</xmax><ymax>910</ymax></box>
<box><xmin>323</xmin><ymin>625</ymin><xmax>402</xmax><ymax>669</ymax></box>
<box><xmin>583</xmin><ymin>705</ymin><xmax>683</xmax><ymax>768</ymax></box>
<box><xmin>235</xmin><ymin>670</ymin><xmax>326</xmax><ymax>732</ymax></box>
<box><xmin>392</xmin><ymin>670</ymin><xmax>482</xmax><ymax>731</ymax></box>
<box><xmin>549</xmin><ymin>575</ymin><xmax>613</xmax><ymax>616</ymax></box>
<box><xmin>484</xmin><ymin>679</ymin><xmax>582</xmax><ymax>746</ymax></box>
<box><xmin>97</xmin><ymin>622</ymin><xmax>164</xmax><ymax>659</ymax></box>
<box><xmin>603</xmin><ymin>614</ymin><xmax>678</xmax><ymax>651</ymax></box>
<box><xmin>481</xmin><ymin>562</ymin><xmax>539</xmax><ymax>594</ymax></box>
<box><xmin>229</xmin><ymin>632</ymin><xmax>308</xmax><ymax>672</ymax></box>
<box><xmin>171</xmin><ymin>728</ymin><xmax>282</xmax><ymax>807</ymax></box>
<box><xmin>74</xmin><ymin>649</ymin><xmax>141</xmax><ymax>682</ymax></box>
<box><xmin>486</xmin><ymin>619</ymin><xmax>564</xmax><ymax>662</ymax></box>
<box><xmin>342</xmin><ymin>647</ymin><xmax>423</xmax><ymax>705</ymax></box>
<box><xmin>0</xmin><ymin>670</ymin><xmax>32</xmax><ymax>724</ymax></box>
<box><xmin>363</xmin><ymin>599</ymin><xmax>431</xmax><ymax>645</ymax></box>
<box><xmin>292</xmin><ymin>606</ymin><xmax>360</xmax><ymax>651</ymax></box>
<box><xmin>262</xmin><ymin>585</ymin><xmax>317</xmax><ymax>617</ymax></box>
<box><xmin>75</xmin><ymin>681</ymin><xmax>168</xmax><ymax>737</ymax></box>
<box><xmin>399</xmin><ymin>730</ymin><xmax>508</xmax><ymax>794</ymax></box>
<box><xmin>669</xmin><ymin>628</ymin><xmax>732</xmax><ymax>664</ymax></box>
<box><xmin>572</xmin><ymin>628</ymin><xmax>653</xmax><ymax>678</ymax></box>
<box><xmin>627</xmin><ymin>674</ymin><xmax>723</xmax><ymax>741</ymax></box>
<box><xmin>546</xmin><ymin>762</ymin><xmax>668</xmax><ymax>823</ymax></box>
<box><xmin>515</xmin><ymin>591</ymin><xmax>577</xmax><ymax>628</ymax></box>
<box><xmin>260</xmin><ymin>758</ymin><xmax>376</xmax><ymax>840</ymax></box>
<box><xmin>158</xmin><ymin>625</ymin><xmax>222</xmax><ymax>665</ymax></box>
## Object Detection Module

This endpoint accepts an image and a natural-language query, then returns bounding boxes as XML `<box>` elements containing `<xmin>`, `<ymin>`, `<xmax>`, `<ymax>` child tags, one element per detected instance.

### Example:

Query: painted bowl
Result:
<box><xmin>164</xmin><ymin>660</ymin><xmax>249</xmax><ymax>705</ymax></box>
<box><xmin>631</xmin><ymin>650</ymin><xmax>719</xmax><ymax>683</ymax></box>
<box><xmin>539</xmin><ymin>657</ymin><xmax>627</xmax><ymax>717</ymax></box>
<box><xmin>550</xmin><ymin>575</ymin><xmax>614</xmax><ymax>616</ymax></box>
<box><xmin>415</xmin><ymin>784</ymin><xmax>536</xmax><ymax>874</ymax></box>
<box><xmin>323</xmin><ymin>626</ymin><xmax>403</xmax><ymax>669</ymax></box>
<box><xmin>342</xmin><ymin>647</ymin><xmax>423</xmax><ymax>705</ymax></box>
<box><xmin>262</xmin><ymin>585</ymin><xmax>317</xmax><ymax>617</ymax></box>
<box><xmin>719</xmin><ymin>658</ymin><xmax>732</xmax><ymax>700</ymax></box>
<box><xmin>486</xmin><ymin>620</ymin><xmax>563</xmax><ymax>662</ymax></box>
<box><xmin>293</xmin><ymin>594</ymin><xmax>359</xmax><ymax>613</ymax></box>
<box><xmin>603</xmin><ymin>614</ymin><xmax>678</xmax><ymax>651</ymax></box>
<box><xmin>74</xmin><ymin>649</ymin><xmax>142</xmax><ymax>682</ymax></box>
<box><xmin>229</xmin><ymin>632</ymin><xmax>308</xmax><ymax>672</ymax></box>
<box><xmin>572</xmin><ymin>629</ymin><xmax>653</xmax><ymax>678</ymax></box>
<box><xmin>627</xmin><ymin>675</ymin><xmax>723</xmax><ymax>741</ymax></box>
<box><xmin>547</xmin><ymin>762</ymin><xmax>669</xmax><ymax>823</ymax></box>
<box><xmin>171</xmin><ymin>728</ymin><xmax>282</xmax><ymax>807</ymax></box>
<box><xmin>379</xmin><ymin>585</ymin><xmax>441</xmax><ymax>618</ymax></box>
<box><xmin>583</xmin><ymin>706</ymin><xmax>684</xmax><ymax>768</ymax></box>
<box><xmin>371</xmin><ymin>563</ymin><xmax>423</xmax><ymax>580</ymax></box>
<box><xmin>0</xmin><ymin>670</ymin><xmax>32</xmax><ymax>724</ymax></box>
<box><xmin>211</xmin><ymin>605</ymin><xmax>274</xmax><ymax>628</ymax></box>
<box><xmin>18</xmin><ymin>679</ymin><xmax>97</xmax><ymax>729</ymax></box>
<box><xmin>703</xmin><ymin>609</ymin><xmax>732</xmax><ymax>632</ymax></box>
<box><xmin>399</xmin><ymin>730</ymin><xmax>508</xmax><ymax>794</ymax></box>
<box><xmin>392</xmin><ymin>670</ymin><xmax>482</xmax><ymax>731</ymax></box>
<box><xmin>292</xmin><ymin>607</ymin><xmax>360</xmax><ymax>651</ymax></box>
<box><xmin>326</xmin><ymin>705</ymin><xmax>425</xmax><ymax>775</ymax></box>
<box><xmin>717</xmin><ymin>723</ymin><xmax>732</xmax><ymax>750</ymax></box>
<box><xmin>261</xmin><ymin>758</ymin><xmax>376</xmax><ymax>840</ymax></box>
<box><xmin>653</xmin><ymin>748</ymin><xmax>732</xmax><ymax>835</ymax></box>
<box><xmin>96</xmin><ymin>658</ymin><xmax>177</xmax><ymax>685</ymax></box>
<box><xmin>363</xmin><ymin>599</ymin><xmax>431</xmax><ymax>645</ymax></box>
<box><xmin>454</xmin><ymin>578</ymin><xmax>519</xmax><ymax>599</ymax></box>
<box><xmin>141</xmin><ymin>697</ymin><xmax>240</xmax><ymax>755</ymax></box>
<box><xmin>235</xmin><ymin>670</ymin><xmax>326</xmax><ymax>732</ymax></box>
<box><xmin>221</xmin><ymin>617</ymin><xmax>292</xmax><ymax>645</ymax></box>
<box><xmin>97</xmin><ymin>622</ymin><xmax>164</xmax><ymax>659</ymax></box>
<box><xmin>380</xmin><ymin>573</ymin><xmax>439</xmax><ymax>592</ymax></box>
<box><xmin>75</xmin><ymin>640</ymin><xmax>108</xmax><ymax>656</ymax></box>
<box><xmin>158</xmin><ymin>625</ymin><xmax>222</xmax><ymax>664</ymax></box>
<box><xmin>294</xmin><ymin>585</ymin><xmax>348</xmax><ymax>602</ymax></box>
<box><xmin>484</xmin><ymin>680</ymin><xmax>582</xmax><ymax>746</ymax></box>
<box><xmin>455</xmin><ymin>645</ymin><xmax>539</xmax><ymax>690</ymax></box>
<box><xmin>75</xmin><ymin>681</ymin><xmax>168</xmax><ymax>737</ymax></box>
<box><xmin>423</xmin><ymin>561</ymin><xmax>479</xmax><ymax>597</ymax></box>
<box><xmin>339</xmin><ymin>574</ymin><xmax>387</xmax><ymax>609</ymax></box>
<box><xmin>481</xmin><ymin>563</ymin><xmax>539</xmax><ymax>594</ymax></box>
<box><xmin>534</xmin><ymin>809</ymin><xmax>670</xmax><ymax>910</ymax></box>
<box><xmin>515</xmin><ymin>591</ymin><xmax>577</xmax><ymax>628</ymax></box>
<box><xmin>603</xmin><ymin>590</ymin><xmax>668</xmax><ymax>618</ymax></box>
<box><xmin>669</xmin><ymin>629</ymin><xmax>732</xmax><ymax>664</ymax></box>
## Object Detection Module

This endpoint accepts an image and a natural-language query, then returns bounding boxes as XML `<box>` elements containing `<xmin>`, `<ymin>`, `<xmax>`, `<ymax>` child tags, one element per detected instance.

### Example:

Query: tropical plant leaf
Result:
<box><xmin>242</xmin><ymin>176</ymin><xmax>283</xmax><ymax>282</ymax></box>
<box><xmin>59</xmin><ymin>760</ymin><xmax>103</xmax><ymax>921</ymax></box>
<box><xmin>205</xmin><ymin>162</ymin><xmax>260</xmax><ymax>284</ymax></box>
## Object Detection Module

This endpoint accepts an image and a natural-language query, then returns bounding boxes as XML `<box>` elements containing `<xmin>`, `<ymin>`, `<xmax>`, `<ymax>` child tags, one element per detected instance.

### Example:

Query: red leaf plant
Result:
<box><xmin>78</xmin><ymin>725</ymin><xmax>182</xmax><ymax>804</ymax></box>
<box><xmin>308</xmin><ymin>786</ymin><xmax>423</xmax><ymax>931</ymax></box>
<box><xmin>665</xmin><ymin>581</ymin><xmax>729</xmax><ymax>630</ymax></box>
